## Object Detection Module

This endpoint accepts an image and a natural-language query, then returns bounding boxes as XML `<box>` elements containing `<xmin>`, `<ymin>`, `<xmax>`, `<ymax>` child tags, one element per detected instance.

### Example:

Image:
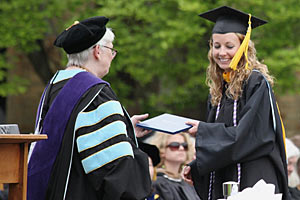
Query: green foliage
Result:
<box><xmin>0</xmin><ymin>75</ymin><xmax>29</xmax><ymax>96</ymax></box>
<box><xmin>0</xmin><ymin>0</ymin><xmax>299</xmax><ymax>115</ymax></box>
<box><xmin>0</xmin><ymin>54</ymin><xmax>29</xmax><ymax>97</ymax></box>
<box><xmin>256</xmin><ymin>0</ymin><xmax>300</xmax><ymax>94</ymax></box>
<box><xmin>0</xmin><ymin>0</ymin><xmax>54</xmax><ymax>51</ymax></box>
<box><xmin>94</xmin><ymin>0</ymin><xmax>210</xmax><ymax>114</ymax></box>
<box><xmin>264</xmin><ymin>45</ymin><xmax>300</xmax><ymax>93</ymax></box>
<box><xmin>0</xmin><ymin>0</ymin><xmax>70</xmax><ymax>96</ymax></box>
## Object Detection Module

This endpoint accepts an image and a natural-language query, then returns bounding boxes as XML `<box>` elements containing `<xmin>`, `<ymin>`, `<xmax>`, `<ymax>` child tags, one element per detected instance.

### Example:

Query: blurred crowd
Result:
<box><xmin>286</xmin><ymin>136</ymin><xmax>300</xmax><ymax>200</ymax></box>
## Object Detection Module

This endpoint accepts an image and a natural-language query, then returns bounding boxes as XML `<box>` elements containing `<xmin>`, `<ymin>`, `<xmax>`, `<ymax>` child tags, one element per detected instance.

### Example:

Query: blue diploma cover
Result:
<box><xmin>137</xmin><ymin>113</ymin><xmax>194</xmax><ymax>134</ymax></box>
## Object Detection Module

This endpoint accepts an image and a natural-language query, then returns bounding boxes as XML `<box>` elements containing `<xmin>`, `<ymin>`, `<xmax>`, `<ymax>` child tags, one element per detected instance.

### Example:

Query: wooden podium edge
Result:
<box><xmin>0</xmin><ymin>134</ymin><xmax>48</xmax><ymax>144</ymax></box>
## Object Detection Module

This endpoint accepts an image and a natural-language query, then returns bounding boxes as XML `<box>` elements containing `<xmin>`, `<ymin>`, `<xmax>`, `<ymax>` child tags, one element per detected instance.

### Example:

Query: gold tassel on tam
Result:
<box><xmin>229</xmin><ymin>14</ymin><xmax>252</xmax><ymax>71</ymax></box>
<box><xmin>66</xmin><ymin>21</ymin><xmax>80</xmax><ymax>30</ymax></box>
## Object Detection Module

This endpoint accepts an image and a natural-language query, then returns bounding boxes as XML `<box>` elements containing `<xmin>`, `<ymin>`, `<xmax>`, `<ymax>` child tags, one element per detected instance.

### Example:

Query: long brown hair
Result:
<box><xmin>206</xmin><ymin>33</ymin><xmax>274</xmax><ymax>106</ymax></box>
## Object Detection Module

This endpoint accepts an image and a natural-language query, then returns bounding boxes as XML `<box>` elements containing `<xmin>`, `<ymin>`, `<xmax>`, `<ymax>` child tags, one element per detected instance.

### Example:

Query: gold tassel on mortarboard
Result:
<box><xmin>229</xmin><ymin>14</ymin><xmax>252</xmax><ymax>71</ymax></box>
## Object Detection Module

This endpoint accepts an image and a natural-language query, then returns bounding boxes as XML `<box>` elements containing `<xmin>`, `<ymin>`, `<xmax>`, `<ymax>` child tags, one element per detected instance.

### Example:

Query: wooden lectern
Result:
<box><xmin>0</xmin><ymin>134</ymin><xmax>47</xmax><ymax>200</ymax></box>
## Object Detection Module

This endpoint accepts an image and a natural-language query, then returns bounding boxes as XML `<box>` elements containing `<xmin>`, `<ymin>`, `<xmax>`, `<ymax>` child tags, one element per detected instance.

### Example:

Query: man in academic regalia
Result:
<box><xmin>27</xmin><ymin>16</ymin><xmax>151</xmax><ymax>200</ymax></box>
<box><xmin>139</xmin><ymin>142</ymin><xmax>161</xmax><ymax>200</ymax></box>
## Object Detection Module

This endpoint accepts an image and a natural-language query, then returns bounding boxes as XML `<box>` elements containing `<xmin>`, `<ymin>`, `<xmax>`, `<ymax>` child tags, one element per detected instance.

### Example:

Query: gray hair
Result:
<box><xmin>66</xmin><ymin>28</ymin><xmax>115</xmax><ymax>67</ymax></box>
<box><xmin>286</xmin><ymin>138</ymin><xmax>300</xmax><ymax>159</ymax></box>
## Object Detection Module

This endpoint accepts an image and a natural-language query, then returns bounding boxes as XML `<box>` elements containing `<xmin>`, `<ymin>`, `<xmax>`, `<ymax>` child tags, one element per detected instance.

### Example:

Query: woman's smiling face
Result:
<box><xmin>212</xmin><ymin>33</ymin><xmax>241</xmax><ymax>71</ymax></box>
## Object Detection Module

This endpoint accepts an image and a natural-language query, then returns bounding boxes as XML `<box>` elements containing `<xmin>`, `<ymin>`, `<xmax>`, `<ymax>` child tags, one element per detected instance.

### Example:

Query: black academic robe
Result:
<box><xmin>153</xmin><ymin>171</ymin><xmax>201</xmax><ymax>200</ymax></box>
<box><xmin>289</xmin><ymin>187</ymin><xmax>300</xmax><ymax>200</ymax></box>
<box><xmin>190</xmin><ymin>70</ymin><xmax>290</xmax><ymax>200</ymax></box>
<box><xmin>28</xmin><ymin>69</ymin><xmax>151</xmax><ymax>200</ymax></box>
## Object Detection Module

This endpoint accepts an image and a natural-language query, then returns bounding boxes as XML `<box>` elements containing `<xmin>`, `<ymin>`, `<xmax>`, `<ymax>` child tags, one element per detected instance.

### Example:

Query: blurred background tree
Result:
<box><xmin>0</xmin><ymin>0</ymin><xmax>299</xmax><ymax>132</ymax></box>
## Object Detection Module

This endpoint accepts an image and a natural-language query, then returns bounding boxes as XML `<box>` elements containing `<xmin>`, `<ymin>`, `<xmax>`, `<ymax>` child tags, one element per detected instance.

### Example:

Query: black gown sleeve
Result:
<box><xmin>75</xmin><ymin>86</ymin><xmax>151</xmax><ymax>200</ymax></box>
<box><xmin>194</xmin><ymin>72</ymin><xmax>277</xmax><ymax>176</ymax></box>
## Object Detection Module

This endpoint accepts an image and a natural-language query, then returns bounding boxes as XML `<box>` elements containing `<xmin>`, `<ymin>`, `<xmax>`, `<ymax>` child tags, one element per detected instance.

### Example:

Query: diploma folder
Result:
<box><xmin>136</xmin><ymin>113</ymin><xmax>194</xmax><ymax>134</ymax></box>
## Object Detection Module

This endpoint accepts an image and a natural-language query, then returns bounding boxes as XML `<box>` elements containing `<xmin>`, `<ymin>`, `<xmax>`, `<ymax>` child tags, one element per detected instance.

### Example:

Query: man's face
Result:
<box><xmin>99</xmin><ymin>42</ymin><xmax>115</xmax><ymax>75</ymax></box>
<box><xmin>287</xmin><ymin>156</ymin><xmax>298</xmax><ymax>176</ymax></box>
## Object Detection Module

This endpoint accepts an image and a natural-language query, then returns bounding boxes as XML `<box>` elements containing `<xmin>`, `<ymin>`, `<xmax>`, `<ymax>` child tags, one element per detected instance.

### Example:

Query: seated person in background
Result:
<box><xmin>286</xmin><ymin>138</ymin><xmax>300</xmax><ymax>200</ymax></box>
<box><xmin>291</xmin><ymin>135</ymin><xmax>300</xmax><ymax>149</ymax></box>
<box><xmin>289</xmin><ymin>158</ymin><xmax>300</xmax><ymax>200</ymax></box>
<box><xmin>148</xmin><ymin>132</ymin><xmax>200</xmax><ymax>200</ymax></box>
<box><xmin>286</xmin><ymin>138</ymin><xmax>300</xmax><ymax>187</ymax></box>
<box><xmin>139</xmin><ymin>141</ymin><xmax>161</xmax><ymax>200</ymax></box>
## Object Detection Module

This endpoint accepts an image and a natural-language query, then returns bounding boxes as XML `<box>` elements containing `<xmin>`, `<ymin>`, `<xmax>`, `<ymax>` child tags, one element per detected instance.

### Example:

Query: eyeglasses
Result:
<box><xmin>166</xmin><ymin>142</ymin><xmax>188</xmax><ymax>151</ymax></box>
<box><xmin>101</xmin><ymin>45</ymin><xmax>118</xmax><ymax>57</ymax></box>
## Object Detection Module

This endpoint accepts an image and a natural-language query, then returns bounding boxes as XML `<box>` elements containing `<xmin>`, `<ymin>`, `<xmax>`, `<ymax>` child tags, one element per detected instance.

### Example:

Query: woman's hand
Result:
<box><xmin>182</xmin><ymin>165</ymin><xmax>194</xmax><ymax>186</ymax></box>
<box><xmin>185</xmin><ymin>120</ymin><xmax>200</xmax><ymax>137</ymax></box>
<box><xmin>131</xmin><ymin>113</ymin><xmax>151</xmax><ymax>138</ymax></box>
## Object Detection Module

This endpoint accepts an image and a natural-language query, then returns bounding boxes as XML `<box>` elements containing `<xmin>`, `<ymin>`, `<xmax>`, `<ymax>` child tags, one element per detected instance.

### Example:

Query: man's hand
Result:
<box><xmin>181</xmin><ymin>165</ymin><xmax>194</xmax><ymax>186</ymax></box>
<box><xmin>131</xmin><ymin>113</ymin><xmax>151</xmax><ymax>138</ymax></box>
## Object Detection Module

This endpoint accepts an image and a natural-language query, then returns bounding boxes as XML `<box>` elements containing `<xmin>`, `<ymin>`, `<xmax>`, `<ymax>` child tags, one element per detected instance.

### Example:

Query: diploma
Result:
<box><xmin>136</xmin><ymin>113</ymin><xmax>194</xmax><ymax>134</ymax></box>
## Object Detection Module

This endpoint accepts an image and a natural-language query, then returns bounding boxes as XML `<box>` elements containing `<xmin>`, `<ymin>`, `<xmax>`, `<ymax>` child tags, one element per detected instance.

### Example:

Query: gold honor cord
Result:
<box><xmin>276</xmin><ymin>102</ymin><xmax>287</xmax><ymax>153</ymax></box>
<box><xmin>229</xmin><ymin>14</ymin><xmax>252</xmax><ymax>71</ymax></box>
<box><xmin>223</xmin><ymin>71</ymin><xmax>231</xmax><ymax>83</ymax></box>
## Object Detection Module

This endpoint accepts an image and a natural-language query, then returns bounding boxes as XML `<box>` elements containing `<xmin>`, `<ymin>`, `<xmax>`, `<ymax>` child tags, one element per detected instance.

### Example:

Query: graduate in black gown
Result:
<box><xmin>182</xmin><ymin>6</ymin><xmax>291</xmax><ymax>200</ymax></box>
<box><xmin>150</xmin><ymin>132</ymin><xmax>201</xmax><ymax>200</ymax></box>
<box><xmin>27</xmin><ymin>16</ymin><xmax>151</xmax><ymax>200</ymax></box>
<box><xmin>139</xmin><ymin>142</ymin><xmax>161</xmax><ymax>200</ymax></box>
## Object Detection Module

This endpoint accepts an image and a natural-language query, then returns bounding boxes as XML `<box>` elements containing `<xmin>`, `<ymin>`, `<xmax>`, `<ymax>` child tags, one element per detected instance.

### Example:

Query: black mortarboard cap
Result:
<box><xmin>199</xmin><ymin>6</ymin><xmax>267</xmax><ymax>35</ymax></box>
<box><xmin>54</xmin><ymin>16</ymin><xmax>109</xmax><ymax>54</ymax></box>
<box><xmin>139</xmin><ymin>141</ymin><xmax>161</xmax><ymax>167</ymax></box>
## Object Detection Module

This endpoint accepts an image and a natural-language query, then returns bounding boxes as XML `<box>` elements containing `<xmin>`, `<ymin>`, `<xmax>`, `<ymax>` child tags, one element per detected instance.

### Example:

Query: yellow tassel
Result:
<box><xmin>229</xmin><ymin>14</ymin><xmax>252</xmax><ymax>71</ymax></box>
